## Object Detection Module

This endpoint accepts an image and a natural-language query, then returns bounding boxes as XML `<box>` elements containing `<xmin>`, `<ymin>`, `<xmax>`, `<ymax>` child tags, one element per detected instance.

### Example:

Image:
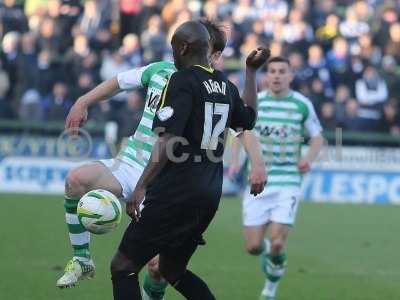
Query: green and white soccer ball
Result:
<box><xmin>77</xmin><ymin>189</ymin><xmax>122</xmax><ymax>234</ymax></box>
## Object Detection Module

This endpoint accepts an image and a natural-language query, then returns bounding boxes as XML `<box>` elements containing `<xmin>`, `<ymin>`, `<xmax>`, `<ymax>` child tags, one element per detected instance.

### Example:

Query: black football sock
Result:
<box><xmin>111</xmin><ymin>271</ymin><xmax>142</xmax><ymax>300</ymax></box>
<box><xmin>173</xmin><ymin>270</ymin><xmax>215</xmax><ymax>300</ymax></box>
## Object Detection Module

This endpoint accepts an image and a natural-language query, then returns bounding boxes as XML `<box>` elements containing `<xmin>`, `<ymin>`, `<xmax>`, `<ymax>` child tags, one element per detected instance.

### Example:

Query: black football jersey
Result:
<box><xmin>146</xmin><ymin>65</ymin><xmax>255</xmax><ymax>208</ymax></box>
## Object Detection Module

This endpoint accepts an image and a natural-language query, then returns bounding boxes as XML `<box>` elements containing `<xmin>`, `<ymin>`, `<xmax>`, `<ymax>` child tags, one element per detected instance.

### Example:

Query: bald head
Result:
<box><xmin>171</xmin><ymin>21</ymin><xmax>211</xmax><ymax>70</ymax></box>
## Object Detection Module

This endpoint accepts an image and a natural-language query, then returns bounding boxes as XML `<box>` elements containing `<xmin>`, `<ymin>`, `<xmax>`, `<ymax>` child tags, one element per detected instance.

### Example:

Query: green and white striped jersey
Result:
<box><xmin>254</xmin><ymin>90</ymin><xmax>322</xmax><ymax>187</ymax></box>
<box><xmin>116</xmin><ymin>61</ymin><xmax>177</xmax><ymax>170</ymax></box>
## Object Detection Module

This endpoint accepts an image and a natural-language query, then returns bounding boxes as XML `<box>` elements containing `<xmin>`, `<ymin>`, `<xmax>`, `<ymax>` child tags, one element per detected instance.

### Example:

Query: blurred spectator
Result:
<box><xmin>357</xmin><ymin>34</ymin><xmax>381</xmax><ymax>65</ymax></box>
<box><xmin>0</xmin><ymin>0</ymin><xmax>28</xmax><ymax>34</ymax></box>
<box><xmin>37</xmin><ymin>49</ymin><xmax>62</xmax><ymax>96</ymax></box>
<box><xmin>0</xmin><ymin>60</ymin><xmax>11</xmax><ymax>119</ymax></box>
<box><xmin>283</xmin><ymin>9</ymin><xmax>313</xmax><ymax>53</ymax></box>
<box><xmin>320</xmin><ymin>102</ymin><xmax>336</xmax><ymax>130</ymax></box>
<box><xmin>16</xmin><ymin>32</ymin><xmax>38</xmax><ymax>96</ymax></box>
<box><xmin>374</xmin><ymin>7</ymin><xmax>398</xmax><ymax>50</ymax></box>
<box><xmin>309</xmin><ymin>78</ymin><xmax>327</xmax><ymax>114</ymax></box>
<box><xmin>385</xmin><ymin>22</ymin><xmax>400</xmax><ymax>63</ymax></box>
<box><xmin>315</xmin><ymin>14</ymin><xmax>340</xmax><ymax>51</ymax></box>
<box><xmin>339</xmin><ymin>7</ymin><xmax>370</xmax><ymax>44</ymax></box>
<box><xmin>100</xmin><ymin>51</ymin><xmax>130</xmax><ymax>103</ymax></box>
<box><xmin>162</xmin><ymin>0</ymin><xmax>188</xmax><ymax>28</ymax></box>
<box><xmin>78</xmin><ymin>0</ymin><xmax>110</xmax><ymax>40</ymax></box>
<box><xmin>37</xmin><ymin>17</ymin><xmax>61</xmax><ymax>54</ymax></box>
<box><xmin>326</xmin><ymin>37</ymin><xmax>353</xmax><ymax>88</ymax></box>
<box><xmin>381</xmin><ymin>55</ymin><xmax>400</xmax><ymax>101</ymax></box>
<box><xmin>232</xmin><ymin>0</ymin><xmax>257</xmax><ymax>30</ymax></box>
<box><xmin>342</xmin><ymin>99</ymin><xmax>364</xmax><ymax>131</ymax></box>
<box><xmin>64</xmin><ymin>34</ymin><xmax>90</xmax><ymax>84</ymax></box>
<box><xmin>1</xmin><ymin>31</ymin><xmax>20</xmax><ymax>100</ymax></box>
<box><xmin>334</xmin><ymin>85</ymin><xmax>352</xmax><ymax>128</ymax></box>
<box><xmin>288</xmin><ymin>52</ymin><xmax>308</xmax><ymax>91</ymax></box>
<box><xmin>18</xmin><ymin>89</ymin><xmax>42</xmax><ymax>121</ymax></box>
<box><xmin>380</xmin><ymin>100</ymin><xmax>400</xmax><ymax>135</ymax></box>
<box><xmin>141</xmin><ymin>15</ymin><xmax>166</xmax><ymax>64</ymax></box>
<box><xmin>42</xmin><ymin>82</ymin><xmax>73</xmax><ymax>121</ymax></box>
<box><xmin>119</xmin><ymin>0</ymin><xmax>142</xmax><ymax>37</ymax></box>
<box><xmin>120</xmin><ymin>34</ymin><xmax>142</xmax><ymax>67</ymax></box>
<box><xmin>355</xmin><ymin>65</ymin><xmax>388</xmax><ymax>131</ymax></box>
<box><xmin>306</xmin><ymin>44</ymin><xmax>334</xmax><ymax>98</ymax></box>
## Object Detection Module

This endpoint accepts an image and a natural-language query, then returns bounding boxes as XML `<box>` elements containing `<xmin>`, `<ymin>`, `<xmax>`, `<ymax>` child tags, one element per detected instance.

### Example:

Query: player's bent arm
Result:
<box><xmin>65</xmin><ymin>77</ymin><xmax>121</xmax><ymax>129</ymax></box>
<box><xmin>239</xmin><ymin>130</ymin><xmax>267</xmax><ymax>195</ymax></box>
<box><xmin>241</xmin><ymin>68</ymin><xmax>257</xmax><ymax>115</ymax></box>
<box><xmin>126</xmin><ymin>133</ymin><xmax>174</xmax><ymax>220</ymax></box>
<box><xmin>228</xmin><ymin>135</ymin><xmax>243</xmax><ymax>179</ymax></box>
<box><xmin>76</xmin><ymin>77</ymin><xmax>121</xmax><ymax>107</ymax></box>
<box><xmin>303</xmin><ymin>134</ymin><xmax>324</xmax><ymax>164</ymax></box>
<box><xmin>242</xmin><ymin>47</ymin><xmax>270</xmax><ymax>115</ymax></box>
<box><xmin>240</xmin><ymin>130</ymin><xmax>265</xmax><ymax>168</ymax></box>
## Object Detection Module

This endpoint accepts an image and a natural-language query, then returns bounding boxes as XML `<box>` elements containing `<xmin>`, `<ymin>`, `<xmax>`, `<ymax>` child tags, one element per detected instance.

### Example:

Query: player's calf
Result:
<box><xmin>246</xmin><ymin>240</ymin><xmax>265</xmax><ymax>255</ymax></box>
<box><xmin>111</xmin><ymin>251</ymin><xmax>142</xmax><ymax>300</ymax></box>
<box><xmin>143</xmin><ymin>256</ymin><xmax>168</xmax><ymax>300</ymax></box>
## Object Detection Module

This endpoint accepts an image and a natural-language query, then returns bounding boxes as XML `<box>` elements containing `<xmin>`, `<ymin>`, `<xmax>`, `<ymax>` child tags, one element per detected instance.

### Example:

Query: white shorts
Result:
<box><xmin>99</xmin><ymin>159</ymin><xmax>142</xmax><ymax>200</ymax></box>
<box><xmin>242</xmin><ymin>186</ymin><xmax>302</xmax><ymax>227</ymax></box>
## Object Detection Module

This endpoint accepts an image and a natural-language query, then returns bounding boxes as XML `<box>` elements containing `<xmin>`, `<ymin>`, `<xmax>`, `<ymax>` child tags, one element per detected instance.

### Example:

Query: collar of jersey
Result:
<box><xmin>266</xmin><ymin>90</ymin><xmax>293</xmax><ymax>100</ymax></box>
<box><xmin>194</xmin><ymin>64</ymin><xmax>214</xmax><ymax>74</ymax></box>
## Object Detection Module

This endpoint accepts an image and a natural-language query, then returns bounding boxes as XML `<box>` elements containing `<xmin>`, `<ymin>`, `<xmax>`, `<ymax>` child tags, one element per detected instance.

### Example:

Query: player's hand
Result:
<box><xmin>298</xmin><ymin>159</ymin><xmax>311</xmax><ymax>174</ymax></box>
<box><xmin>65</xmin><ymin>100</ymin><xmax>88</xmax><ymax>134</ymax></box>
<box><xmin>249</xmin><ymin>165</ymin><xmax>267</xmax><ymax>196</ymax></box>
<box><xmin>246</xmin><ymin>47</ymin><xmax>270</xmax><ymax>71</ymax></box>
<box><xmin>228</xmin><ymin>161</ymin><xmax>241</xmax><ymax>181</ymax></box>
<box><xmin>126</xmin><ymin>185</ymin><xmax>146</xmax><ymax>221</ymax></box>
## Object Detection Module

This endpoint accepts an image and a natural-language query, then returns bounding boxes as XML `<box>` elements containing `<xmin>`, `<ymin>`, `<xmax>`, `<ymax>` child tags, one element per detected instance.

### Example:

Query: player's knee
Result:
<box><xmin>110</xmin><ymin>252</ymin><xmax>136</xmax><ymax>275</ymax></box>
<box><xmin>246</xmin><ymin>242</ymin><xmax>264</xmax><ymax>256</ymax></box>
<box><xmin>270</xmin><ymin>239</ymin><xmax>285</xmax><ymax>255</ymax></box>
<box><xmin>66</xmin><ymin>169</ymin><xmax>87</xmax><ymax>196</ymax></box>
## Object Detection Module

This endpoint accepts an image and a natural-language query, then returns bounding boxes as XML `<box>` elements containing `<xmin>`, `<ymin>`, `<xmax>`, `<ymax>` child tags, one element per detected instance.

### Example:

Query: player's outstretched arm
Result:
<box><xmin>298</xmin><ymin>134</ymin><xmax>324</xmax><ymax>173</ymax></box>
<box><xmin>242</xmin><ymin>47</ymin><xmax>270</xmax><ymax>115</ymax></box>
<box><xmin>239</xmin><ymin>130</ymin><xmax>267</xmax><ymax>196</ymax></box>
<box><xmin>65</xmin><ymin>77</ymin><xmax>121</xmax><ymax>130</ymax></box>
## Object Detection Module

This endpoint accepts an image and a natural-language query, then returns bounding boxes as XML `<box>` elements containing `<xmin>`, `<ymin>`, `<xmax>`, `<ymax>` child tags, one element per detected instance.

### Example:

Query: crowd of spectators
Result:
<box><xmin>1</xmin><ymin>0</ymin><xmax>400</xmax><ymax>138</ymax></box>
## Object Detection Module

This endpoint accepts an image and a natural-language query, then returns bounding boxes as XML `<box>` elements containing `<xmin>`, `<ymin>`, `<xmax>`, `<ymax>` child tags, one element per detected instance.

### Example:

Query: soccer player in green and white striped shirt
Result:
<box><xmin>58</xmin><ymin>60</ymin><xmax>176</xmax><ymax>297</ymax></box>
<box><xmin>230</xmin><ymin>56</ymin><xmax>324</xmax><ymax>300</ymax></box>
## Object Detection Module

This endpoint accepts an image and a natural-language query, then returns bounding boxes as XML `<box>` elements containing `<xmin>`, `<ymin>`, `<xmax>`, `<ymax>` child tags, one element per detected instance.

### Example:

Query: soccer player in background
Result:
<box><xmin>57</xmin><ymin>18</ymin><xmax>266</xmax><ymax>300</ymax></box>
<box><xmin>229</xmin><ymin>56</ymin><xmax>324</xmax><ymax>300</ymax></box>
<box><xmin>110</xmin><ymin>20</ymin><xmax>268</xmax><ymax>300</ymax></box>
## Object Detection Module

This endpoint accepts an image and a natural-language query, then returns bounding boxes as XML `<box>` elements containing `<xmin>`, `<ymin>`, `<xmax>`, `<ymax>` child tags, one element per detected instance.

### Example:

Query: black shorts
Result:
<box><xmin>118</xmin><ymin>201</ymin><xmax>217</xmax><ymax>268</ymax></box>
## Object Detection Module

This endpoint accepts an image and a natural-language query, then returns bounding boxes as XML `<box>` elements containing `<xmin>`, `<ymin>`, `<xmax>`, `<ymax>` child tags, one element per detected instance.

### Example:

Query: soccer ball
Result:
<box><xmin>77</xmin><ymin>189</ymin><xmax>122</xmax><ymax>234</ymax></box>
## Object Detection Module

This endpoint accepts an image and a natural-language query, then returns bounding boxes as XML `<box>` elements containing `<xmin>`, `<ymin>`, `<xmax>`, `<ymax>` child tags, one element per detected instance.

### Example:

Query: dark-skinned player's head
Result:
<box><xmin>199</xmin><ymin>19</ymin><xmax>227</xmax><ymax>67</ymax></box>
<box><xmin>170</xmin><ymin>21</ymin><xmax>210</xmax><ymax>70</ymax></box>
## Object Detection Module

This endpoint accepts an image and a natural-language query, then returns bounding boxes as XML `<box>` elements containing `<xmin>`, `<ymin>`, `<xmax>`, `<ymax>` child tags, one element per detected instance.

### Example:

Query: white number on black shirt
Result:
<box><xmin>201</xmin><ymin>102</ymin><xmax>229</xmax><ymax>150</ymax></box>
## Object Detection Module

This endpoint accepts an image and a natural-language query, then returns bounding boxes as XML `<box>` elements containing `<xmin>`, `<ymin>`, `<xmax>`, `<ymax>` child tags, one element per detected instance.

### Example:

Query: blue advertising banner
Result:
<box><xmin>302</xmin><ymin>169</ymin><xmax>400</xmax><ymax>204</ymax></box>
<box><xmin>0</xmin><ymin>134</ymin><xmax>114</xmax><ymax>194</ymax></box>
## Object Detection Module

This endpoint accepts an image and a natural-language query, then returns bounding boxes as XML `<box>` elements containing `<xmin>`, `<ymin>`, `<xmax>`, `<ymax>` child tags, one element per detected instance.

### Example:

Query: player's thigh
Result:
<box><xmin>243</xmin><ymin>225</ymin><xmax>267</xmax><ymax>252</ymax></box>
<box><xmin>74</xmin><ymin>161</ymin><xmax>123</xmax><ymax>196</ymax></box>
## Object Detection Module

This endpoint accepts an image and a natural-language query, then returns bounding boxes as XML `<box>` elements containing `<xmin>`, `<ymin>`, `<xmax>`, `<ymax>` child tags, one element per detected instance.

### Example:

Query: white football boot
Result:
<box><xmin>56</xmin><ymin>258</ymin><xmax>95</xmax><ymax>288</ymax></box>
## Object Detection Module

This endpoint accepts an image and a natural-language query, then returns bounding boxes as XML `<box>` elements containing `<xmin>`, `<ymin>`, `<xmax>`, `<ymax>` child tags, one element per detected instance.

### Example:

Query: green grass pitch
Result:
<box><xmin>1</xmin><ymin>194</ymin><xmax>400</xmax><ymax>300</ymax></box>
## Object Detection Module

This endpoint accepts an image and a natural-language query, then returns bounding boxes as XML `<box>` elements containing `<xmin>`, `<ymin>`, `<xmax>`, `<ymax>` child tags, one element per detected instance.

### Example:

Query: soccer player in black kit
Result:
<box><xmin>111</xmin><ymin>20</ymin><xmax>269</xmax><ymax>300</ymax></box>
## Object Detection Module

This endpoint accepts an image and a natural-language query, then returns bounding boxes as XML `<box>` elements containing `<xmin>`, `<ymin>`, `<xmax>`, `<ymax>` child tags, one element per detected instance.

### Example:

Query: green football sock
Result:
<box><xmin>143</xmin><ymin>272</ymin><xmax>168</xmax><ymax>299</ymax></box>
<box><xmin>263</xmin><ymin>253</ymin><xmax>287</xmax><ymax>283</ymax></box>
<box><xmin>64</xmin><ymin>196</ymin><xmax>91</xmax><ymax>260</ymax></box>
